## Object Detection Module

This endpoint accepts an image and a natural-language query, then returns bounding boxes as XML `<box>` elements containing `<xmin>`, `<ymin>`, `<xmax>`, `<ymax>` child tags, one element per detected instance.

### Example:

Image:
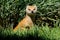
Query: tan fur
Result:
<box><xmin>13</xmin><ymin>15</ymin><xmax>33</xmax><ymax>31</ymax></box>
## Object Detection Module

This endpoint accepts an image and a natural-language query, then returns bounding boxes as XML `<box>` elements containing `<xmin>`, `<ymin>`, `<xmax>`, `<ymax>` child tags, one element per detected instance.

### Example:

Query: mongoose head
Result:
<box><xmin>26</xmin><ymin>4</ymin><xmax>37</xmax><ymax>15</ymax></box>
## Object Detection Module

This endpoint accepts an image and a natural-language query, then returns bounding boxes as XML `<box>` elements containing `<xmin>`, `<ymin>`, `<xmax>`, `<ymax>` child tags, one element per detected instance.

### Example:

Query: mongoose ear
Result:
<box><xmin>33</xmin><ymin>4</ymin><xmax>37</xmax><ymax>7</ymax></box>
<box><xmin>26</xmin><ymin>5</ymin><xmax>29</xmax><ymax>9</ymax></box>
<box><xmin>26</xmin><ymin>5</ymin><xmax>30</xmax><ymax>8</ymax></box>
<box><xmin>33</xmin><ymin>4</ymin><xmax>37</xmax><ymax>10</ymax></box>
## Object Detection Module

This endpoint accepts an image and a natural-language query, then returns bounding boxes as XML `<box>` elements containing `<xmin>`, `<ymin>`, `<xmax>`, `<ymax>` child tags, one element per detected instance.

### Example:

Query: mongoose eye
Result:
<box><xmin>33</xmin><ymin>8</ymin><xmax>35</xmax><ymax>10</ymax></box>
<box><xmin>28</xmin><ymin>9</ymin><xmax>30</xmax><ymax>11</ymax></box>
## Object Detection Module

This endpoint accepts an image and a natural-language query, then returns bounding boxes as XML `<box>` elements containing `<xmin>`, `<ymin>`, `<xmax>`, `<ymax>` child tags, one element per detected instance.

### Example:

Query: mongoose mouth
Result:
<box><xmin>27</xmin><ymin>13</ymin><xmax>36</xmax><ymax>16</ymax></box>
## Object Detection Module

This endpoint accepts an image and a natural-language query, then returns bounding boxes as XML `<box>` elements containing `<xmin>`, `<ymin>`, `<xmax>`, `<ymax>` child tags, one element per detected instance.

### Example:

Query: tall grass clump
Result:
<box><xmin>0</xmin><ymin>25</ymin><xmax>60</xmax><ymax>40</ymax></box>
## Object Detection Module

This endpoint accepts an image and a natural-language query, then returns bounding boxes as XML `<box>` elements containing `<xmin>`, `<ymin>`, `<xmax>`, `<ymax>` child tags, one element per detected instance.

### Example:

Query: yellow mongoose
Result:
<box><xmin>13</xmin><ymin>4</ymin><xmax>37</xmax><ymax>31</ymax></box>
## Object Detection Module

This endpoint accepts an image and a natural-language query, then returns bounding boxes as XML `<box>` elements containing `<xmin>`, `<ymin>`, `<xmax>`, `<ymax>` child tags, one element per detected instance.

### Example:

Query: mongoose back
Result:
<box><xmin>13</xmin><ymin>4</ymin><xmax>37</xmax><ymax>31</ymax></box>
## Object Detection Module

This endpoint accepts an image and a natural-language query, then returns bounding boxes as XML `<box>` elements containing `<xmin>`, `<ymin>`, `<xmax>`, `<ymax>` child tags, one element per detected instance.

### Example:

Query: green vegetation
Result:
<box><xmin>0</xmin><ymin>0</ymin><xmax>60</xmax><ymax>40</ymax></box>
<box><xmin>0</xmin><ymin>25</ymin><xmax>60</xmax><ymax>40</ymax></box>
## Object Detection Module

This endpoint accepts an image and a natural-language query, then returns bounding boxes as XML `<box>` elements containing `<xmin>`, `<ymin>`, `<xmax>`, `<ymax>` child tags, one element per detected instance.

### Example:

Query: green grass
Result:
<box><xmin>0</xmin><ymin>25</ymin><xmax>60</xmax><ymax>40</ymax></box>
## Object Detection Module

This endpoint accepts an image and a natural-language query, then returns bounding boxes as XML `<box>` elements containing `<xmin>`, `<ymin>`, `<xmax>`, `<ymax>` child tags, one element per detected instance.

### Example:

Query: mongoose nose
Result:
<box><xmin>31</xmin><ymin>11</ymin><xmax>34</xmax><ymax>13</ymax></box>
